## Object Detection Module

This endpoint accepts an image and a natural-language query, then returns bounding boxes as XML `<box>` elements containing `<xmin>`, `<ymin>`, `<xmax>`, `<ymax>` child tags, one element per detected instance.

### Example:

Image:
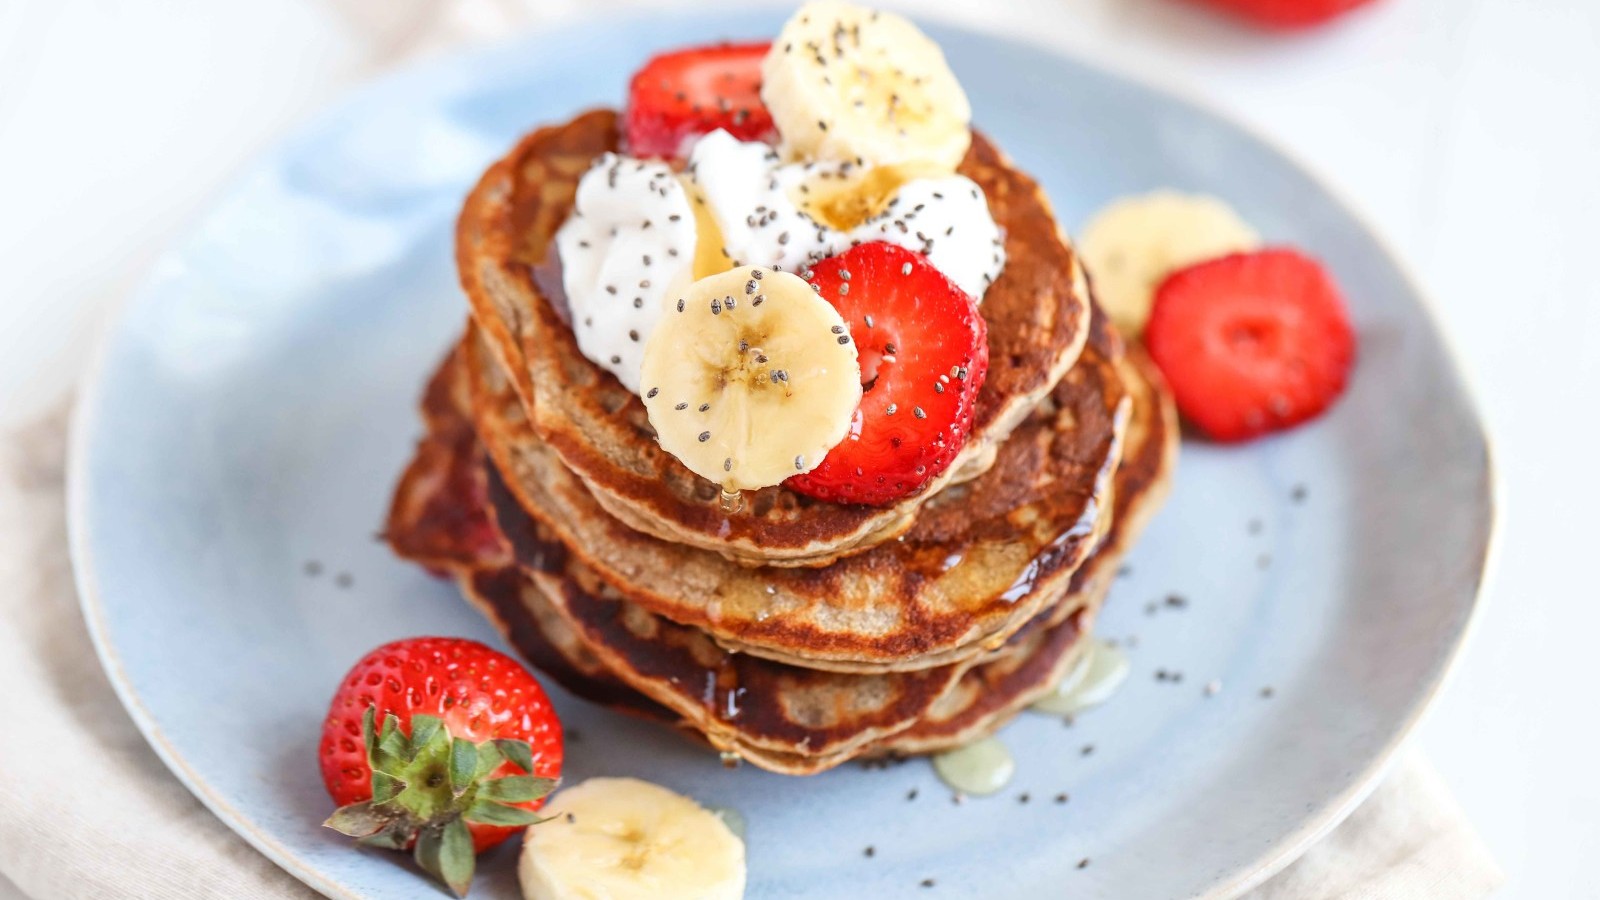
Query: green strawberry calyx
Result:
<box><xmin>324</xmin><ymin>706</ymin><xmax>556</xmax><ymax>896</ymax></box>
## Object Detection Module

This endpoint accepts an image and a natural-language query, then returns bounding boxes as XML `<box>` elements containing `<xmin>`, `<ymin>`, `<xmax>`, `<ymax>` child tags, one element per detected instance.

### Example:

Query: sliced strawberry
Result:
<box><xmin>788</xmin><ymin>243</ymin><xmax>988</xmax><ymax>506</ymax></box>
<box><xmin>1185</xmin><ymin>0</ymin><xmax>1379</xmax><ymax>30</ymax></box>
<box><xmin>1145</xmin><ymin>248</ymin><xmax>1355</xmax><ymax>442</ymax></box>
<box><xmin>623</xmin><ymin>42</ymin><xmax>775</xmax><ymax>158</ymax></box>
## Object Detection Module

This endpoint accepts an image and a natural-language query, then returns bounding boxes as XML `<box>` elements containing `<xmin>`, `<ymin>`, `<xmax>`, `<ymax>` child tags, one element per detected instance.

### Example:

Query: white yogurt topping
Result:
<box><xmin>685</xmin><ymin>130</ymin><xmax>836</xmax><ymax>274</ymax></box>
<box><xmin>558</xmin><ymin>133</ymin><xmax>1006</xmax><ymax>395</ymax></box>
<box><xmin>686</xmin><ymin>130</ymin><xmax>1005</xmax><ymax>299</ymax></box>
<box><xmin>555</xmin><ymin>153</ymin><xmax>697</xmax><ymax>394</ymax></box>
<box><xmin>850</xmin><ymin>175</ymin><xmax>1006</xmax><ymax>299</ymax></box>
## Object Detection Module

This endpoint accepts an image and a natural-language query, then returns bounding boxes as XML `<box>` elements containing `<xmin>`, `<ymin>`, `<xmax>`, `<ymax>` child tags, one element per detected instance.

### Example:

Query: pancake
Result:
<box><xmin>466</xmin><ymin>314</ymin><xmax>1127</xmax><ymax>673</ymax></box>
<box><xmin>460</xmin><ymin>565</ymin><xmax>676</xmax><ymax>724</ymax></box>
<box><xmin>383</xmin><ymin>332</ymin><xmax>1178</xmax><ymax>775</ymax></box>
<box><xmin>877</xmin><ymin>607</ymin><xmax>1093</xmax><ymax>756</ymax></box>
<box><xmin>519</xmin><ymin>546</ymin><xmax>966</xmax><ymax>764</ymax></box>
<box><xmin>874</xmin><ymin>348</ymin><xmax>1177</xmax><ymax>753</ymax></box>
<box><xmin>383</xmin><ymin>356</ymin><xmax>674</xmax><ymax>721</ymax></box>
<box><xmin>1059</xmin><ymin>345</ymin><xmax>1179</xmax><ymax>613</ymax></box>
<box><xmin>455</xmin><ymin>507</ymin><xmax>1099</xmax><ymax>774</ymax></box>
<box><xmin>385</xmin><ymin>350</ymin><xmax>974</xmax><ymax>769</ymax></box>
<box><xmin>382</xmin><ymin>343</ymin><xmax>508</xmax><ymax>574</ymax></box>
<box><xmin>456</xmin><ymin>109</ymin><xmax>1093</xmax><ymax>568</ymax></box>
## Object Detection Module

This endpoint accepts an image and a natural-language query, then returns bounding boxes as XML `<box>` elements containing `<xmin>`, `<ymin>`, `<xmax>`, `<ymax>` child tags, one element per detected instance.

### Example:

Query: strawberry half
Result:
<box><xmin>319</xmin><ymin>637</ymin><xmax>563</xmax><ymax>896</ymax></box>
<box><xmin>1185</xmin><ymin>0</ymin><xmax>1379</xmax><ymax>30</ymax></box>
<box><xmin>788</xmin><ymin>242</ymin><xmax>988</xmax><ymax>506</ymax></box>
<box><xmin>623</xmin><ymin>42</ymin><xmax>775</xmax><ymax>159</ymax></box>
<box><xmin>1144</xmin><ymin>248</ymin><xmax>1355</xmax><ymax>442</ymax></box>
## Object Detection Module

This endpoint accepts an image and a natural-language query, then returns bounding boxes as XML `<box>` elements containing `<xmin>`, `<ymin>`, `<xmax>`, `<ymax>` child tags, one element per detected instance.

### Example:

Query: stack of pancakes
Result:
<box><xmin>385</xmin><ymin>110</ymin><xmax>1179</xmax><ymax>775</ymax></box>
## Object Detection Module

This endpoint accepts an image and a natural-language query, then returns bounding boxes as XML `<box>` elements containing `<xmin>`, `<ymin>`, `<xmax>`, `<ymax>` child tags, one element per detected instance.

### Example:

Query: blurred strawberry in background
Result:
<box><xmin>1185</xmin><ymin>0</ymin><xmax>1380</xmax><ymax>29</ymax></box>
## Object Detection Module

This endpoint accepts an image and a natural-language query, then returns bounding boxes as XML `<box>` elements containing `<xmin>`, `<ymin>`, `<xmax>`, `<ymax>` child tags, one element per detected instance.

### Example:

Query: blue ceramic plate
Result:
<box><xmin>69</xmin><ymin>10</ymin><xmax>1494</xmax><ymax>899</ymax></box>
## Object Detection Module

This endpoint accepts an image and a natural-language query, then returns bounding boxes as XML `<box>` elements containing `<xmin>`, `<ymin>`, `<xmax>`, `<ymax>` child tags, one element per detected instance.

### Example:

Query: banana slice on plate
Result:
<box><xmin>641</xmin><ymin>266</ymin><xmax>861</xmax><ymax>492</ymax></box>
<box><xmin>761</xmin><ymin>0</ymin><xmax>972</xmax><ymax>171</ymax></box>
<box><xmin>1079</xmin><ymin>190</ymin><xmax>1260</xmax><ymax>336</ymax></box>
<box><xmin>519</xmin><ymin>777</ymin><xmax>746</xmax><ymax>900</ymax></box>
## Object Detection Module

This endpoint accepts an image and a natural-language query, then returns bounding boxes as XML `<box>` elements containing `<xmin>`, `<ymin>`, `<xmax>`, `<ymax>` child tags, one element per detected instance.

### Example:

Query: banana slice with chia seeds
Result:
<box><xmin>640</xmin><ymin>266</ymin><xmax>861</xmax><ymax>492</ymax></box>
<box><xmin>761</xmin><ymin>0</ymin><xmax>972</xmax><ymax>171</ymax></box>
<box><xmin>518</xmin><ymin>777</ymin><xmax>745</xmax><ymax>900</ymax></box>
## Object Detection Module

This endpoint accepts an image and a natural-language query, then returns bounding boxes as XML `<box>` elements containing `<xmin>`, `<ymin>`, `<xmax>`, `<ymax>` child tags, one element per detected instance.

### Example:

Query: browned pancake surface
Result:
<box><xmin>469</xmin><ymin>317</ymin><xmax>1126</xmax><ymax>672</ymax></box>
<box><xmin>384</xmin><ymin>333</ymin><xmax>1179</xmax><ymax>774</ymax></box>
<box><xmin>456</xmin><ymin>110</ymin><xmax>1091</xmax><ymax>567</ymax></box>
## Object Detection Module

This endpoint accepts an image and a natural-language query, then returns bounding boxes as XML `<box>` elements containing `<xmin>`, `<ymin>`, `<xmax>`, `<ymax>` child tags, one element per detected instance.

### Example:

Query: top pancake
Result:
<box><xmin>466</xmin><ymin>311</ymin><xmax>1127</xmax><ymax>674</ymax></box>
<box><xmin>456</xmin><ymin>109</ymin><xmax>1092</xmax><ymax>568</ymax></box>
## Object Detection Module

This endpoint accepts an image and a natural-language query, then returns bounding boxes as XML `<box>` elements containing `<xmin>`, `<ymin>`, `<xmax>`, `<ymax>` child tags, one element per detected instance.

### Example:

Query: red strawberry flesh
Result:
<box><xmin>1144</xmin><ymin>248</ymin><xmax>1355</xmax><ymax>442</ymax></box>
<box><xmin>788</xmin><ymin>242</ymin><xmax>988</xmax><ymax>506</ymax></box>
<box><xmin>624</xmin><ymin>42</ymin><xmax>775</xmax><ymax>158</ymax></box>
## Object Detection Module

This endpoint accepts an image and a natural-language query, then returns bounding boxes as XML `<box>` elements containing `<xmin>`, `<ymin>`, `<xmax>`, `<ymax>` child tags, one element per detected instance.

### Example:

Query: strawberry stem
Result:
<box><xmin>322</xmin><ymin>706</ymin><xmax>556</xmax><ymax>896</ymax></box>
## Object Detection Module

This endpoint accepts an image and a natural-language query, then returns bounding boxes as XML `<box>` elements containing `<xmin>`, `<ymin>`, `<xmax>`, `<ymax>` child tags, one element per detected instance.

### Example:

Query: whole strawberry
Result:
<box><xmin>319</xmin><ymin>637</ymin><xmax>563</xmax><ymax>896</ymax></box>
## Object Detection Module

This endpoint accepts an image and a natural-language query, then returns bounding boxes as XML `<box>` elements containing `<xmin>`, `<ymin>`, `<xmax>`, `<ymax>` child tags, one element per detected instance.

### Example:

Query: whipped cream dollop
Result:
<box><xmin>555</xmin><ymin>154</ymin><xmax>696</xmax><ymax>394</ymax></box>
<box><xmin>684</xmin><ymin>131</ymin><xmax>827</xmax><ymax>274</ymax></box>
<box><xmin>686</xmin><ymin>130</ymin><xmax>1005</xmax><ymax>299</ymax></box>
<box><xmin>849</xmin><ymin>175</ymin><xmax>1006</xmax><ymax>299</ymax></box>
<box><xmin>557</xmin><ymin>132</ymin><xmax>1005</xmax><ymax>394</ymax></box>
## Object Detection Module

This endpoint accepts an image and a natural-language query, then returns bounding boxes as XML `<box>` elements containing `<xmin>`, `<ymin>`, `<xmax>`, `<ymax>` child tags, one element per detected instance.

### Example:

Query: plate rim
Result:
<box><xmin>66</xmin><ymin>10</ymin><xmax>1500</xmax><ymax>899</ymax></box>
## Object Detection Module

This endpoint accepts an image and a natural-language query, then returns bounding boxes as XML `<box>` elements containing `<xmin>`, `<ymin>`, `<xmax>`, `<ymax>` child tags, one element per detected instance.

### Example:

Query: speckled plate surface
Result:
<box><xmin>68</xmin><ymin>10</ymin><xmax>1494</xmax><ymax>899</ymax></box>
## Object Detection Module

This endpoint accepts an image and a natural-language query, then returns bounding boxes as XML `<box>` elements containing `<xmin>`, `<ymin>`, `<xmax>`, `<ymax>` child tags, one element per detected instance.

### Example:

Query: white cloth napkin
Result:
<box><xmin>0</xmin><ymin>1</ymin><xmax>1505</xmax><ymax>897</ymax></box>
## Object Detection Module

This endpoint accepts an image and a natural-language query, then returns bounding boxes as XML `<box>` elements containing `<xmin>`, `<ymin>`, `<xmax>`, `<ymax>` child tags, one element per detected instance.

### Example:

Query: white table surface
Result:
<box><xmin>1</xmin><ymin>0</ymin><xmax>1595</xmax><ymax>897</ymax></box>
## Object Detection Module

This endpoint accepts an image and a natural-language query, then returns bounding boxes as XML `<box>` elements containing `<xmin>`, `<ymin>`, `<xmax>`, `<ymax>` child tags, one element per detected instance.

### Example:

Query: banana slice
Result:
<box><xmin>1079</xmin><ymin>190</ymin><xmax>1260</xmax><ymax>336</ymax></box>
<box><xmin>794</xmin><ymin>160</ymin><xmax>943</xmax><ymax>232</ymax></box>
<box><xmin>640</xmin><ymin>266</ymin><xmax>861</xmax><ymax>492</ymax></box>
<box><xmin>680</xmin><ymin>174</ymin><xmax>736</xmax><ymax>281</ymax></box>
<box><xmin>761</xmin><ymin>0</ymin><xmax>972</xmax><ymax>171</ymax></box>
<box><xmin>519</xmin><ymin>777</ymin><xmax>745</xmax><ymax>900</ymax></box>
